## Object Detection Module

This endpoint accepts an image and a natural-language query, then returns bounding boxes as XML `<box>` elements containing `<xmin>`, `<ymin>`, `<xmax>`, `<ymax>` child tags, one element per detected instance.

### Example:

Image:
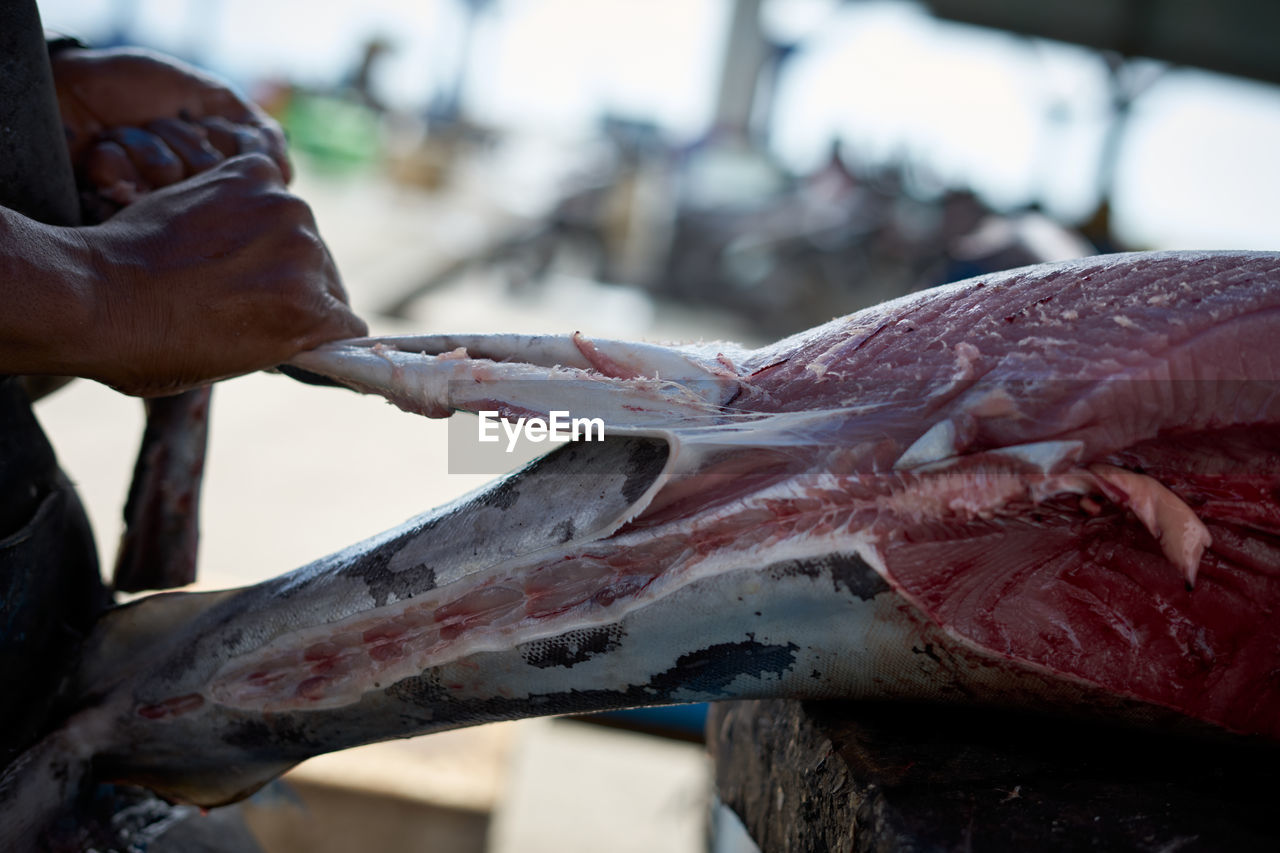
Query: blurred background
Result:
<box><xmin>33</xmin><ymin>1</ymin><xmax>1280</xmax><ymax>851</ymax></box>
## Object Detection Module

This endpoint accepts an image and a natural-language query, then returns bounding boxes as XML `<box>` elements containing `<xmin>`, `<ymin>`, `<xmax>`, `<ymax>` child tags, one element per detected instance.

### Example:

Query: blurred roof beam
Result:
<box><xmin>920</xmin><ymin>0</ymin><xmax>1280</xmax><ymax>85</ymax></box>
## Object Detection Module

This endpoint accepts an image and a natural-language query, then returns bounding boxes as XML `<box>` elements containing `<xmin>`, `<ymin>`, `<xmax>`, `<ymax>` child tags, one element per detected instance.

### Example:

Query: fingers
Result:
<box><xmin>79</xmin><ymin>117</ymin><xmax>293</xmax><ymax>203</ymax></box>
<box><xmin>316</xmin><ymin>255</ymin><xmax>369</xmax><ymax>341</ymax></box>
<box><xmin>83</xmin><ymin>141</ymin><xmax>143</xmax><ymax>205</ymax></box>
<box><xmin>54</xmin><ymin>46</ymin><xmax>296</xmax><ymax>187</ymax></box>
<box><xmin>255</xmin><ymin>120</ymin><xmax>292</xmax><ymax>184</ymax></box>
<box><xmin>198</xmin><ymin>115</ymin><xmax>240</xmax><ymax>159</ymax></box>
<box><xmin>147</xmin><ymin>118</ymin><xmax>221</xmax><ymax>173</ymax></box>
<box><xmin>310</xmin><ymin>295</ymin><xmax>371</xmax><ymax>345</ymax></box>
<box><xmin>103</xmin><ymin>126</ymin><xmax>184</xmax><ymax>188</ymax></box>
<box><xmin>275</xmin><ymin>202</ymin><xmax>368</xmax><ymax>348</ymax></box>
<box><xmin>220</xmin><ymin>150</ymin><xmax>286</xmax><ymax>187</ymax></box>
<box><xmin>198</xmin><ymin>117</ymin><xmax>292</xmax><ymax>183</ymax></box>
<box><xmin>179</xmin><ymin>153</ymin><xmax>364</xmax><ymax>345</ymax></box>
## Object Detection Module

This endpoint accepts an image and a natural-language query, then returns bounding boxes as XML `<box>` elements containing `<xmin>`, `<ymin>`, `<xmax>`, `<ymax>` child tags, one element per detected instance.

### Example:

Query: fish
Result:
<box><xmin>112</xmin><ymin>387</ymin><xmax>212</xmax><ymax>592</ymax></box>
<box><xmin>4</xmin><ymin>249</ymin><xmax>1278</xmax><ymax>847</ymax></box>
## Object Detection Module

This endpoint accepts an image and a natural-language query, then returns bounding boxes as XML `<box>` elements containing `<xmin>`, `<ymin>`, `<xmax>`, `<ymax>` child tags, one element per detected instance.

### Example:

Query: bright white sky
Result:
<box><xmin>40</xmin><ymin>0</ymin><xmax>1280</xmax><ymax>250</ymax></box>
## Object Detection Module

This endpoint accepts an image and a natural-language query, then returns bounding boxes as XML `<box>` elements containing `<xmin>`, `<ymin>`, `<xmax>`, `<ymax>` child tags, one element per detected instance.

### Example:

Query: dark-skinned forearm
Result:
<box><xmin>0</xmin><ymin>205</ymin><xmax>97</xmax><ymax>379</ymax></box>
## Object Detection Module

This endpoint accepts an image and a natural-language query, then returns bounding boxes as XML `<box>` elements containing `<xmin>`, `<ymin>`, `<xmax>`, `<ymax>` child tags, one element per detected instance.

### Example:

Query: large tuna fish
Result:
<box><xmin>4</xmin><ymin>250</ymin><xmax>1278</xmax><ymax>846</ymax></box>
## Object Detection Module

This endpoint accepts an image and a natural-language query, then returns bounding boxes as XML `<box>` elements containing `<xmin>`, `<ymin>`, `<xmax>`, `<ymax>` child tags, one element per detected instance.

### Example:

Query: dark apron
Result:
<box><xmin>0</xmin><ymin>0</ymin><xmax>109</xmax><ymax>769</ymax></box>
<box><xmin>0</xmin><ymin>377</ymin><xmax>104</xmax><ymax>767</ymax></box>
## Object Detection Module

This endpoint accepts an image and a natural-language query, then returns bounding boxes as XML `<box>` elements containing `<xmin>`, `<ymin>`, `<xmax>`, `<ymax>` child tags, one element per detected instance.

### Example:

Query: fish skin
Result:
<box><xmin>5</xmin><ymin>250</ymin><xmax>1280</xmax><ymax>846</ymax></box>
<box><xmin>113</xmin><ymin>387</ymin><xmax>212</xmax><ymax>592</ymax></box>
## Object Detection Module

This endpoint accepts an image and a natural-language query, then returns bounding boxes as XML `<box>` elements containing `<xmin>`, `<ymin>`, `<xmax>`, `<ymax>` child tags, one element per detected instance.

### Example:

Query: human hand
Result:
<box><xmin>70</xmin><ymin>154</ymin><xmax>366</xmax><ymax>396</ymax></box>
<box><xmin>51</xmin><ymin>47</ymin><xmax>290</xmax><ymax>215</ymax></box>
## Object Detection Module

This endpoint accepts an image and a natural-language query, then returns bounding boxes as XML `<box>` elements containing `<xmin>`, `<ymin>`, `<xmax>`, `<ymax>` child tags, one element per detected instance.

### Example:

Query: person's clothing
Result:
<box><xmin>0</xmin><ymin>0</ymin><xmax>107</xmax><ymax>769</ymax></box>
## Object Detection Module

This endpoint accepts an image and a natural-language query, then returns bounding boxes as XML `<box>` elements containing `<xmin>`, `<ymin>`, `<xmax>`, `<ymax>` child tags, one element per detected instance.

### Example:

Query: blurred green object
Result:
<box><xmin>282</xmin><ymin>93</ymin><xmax>381</xmax><ymax>173</ymax></box>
